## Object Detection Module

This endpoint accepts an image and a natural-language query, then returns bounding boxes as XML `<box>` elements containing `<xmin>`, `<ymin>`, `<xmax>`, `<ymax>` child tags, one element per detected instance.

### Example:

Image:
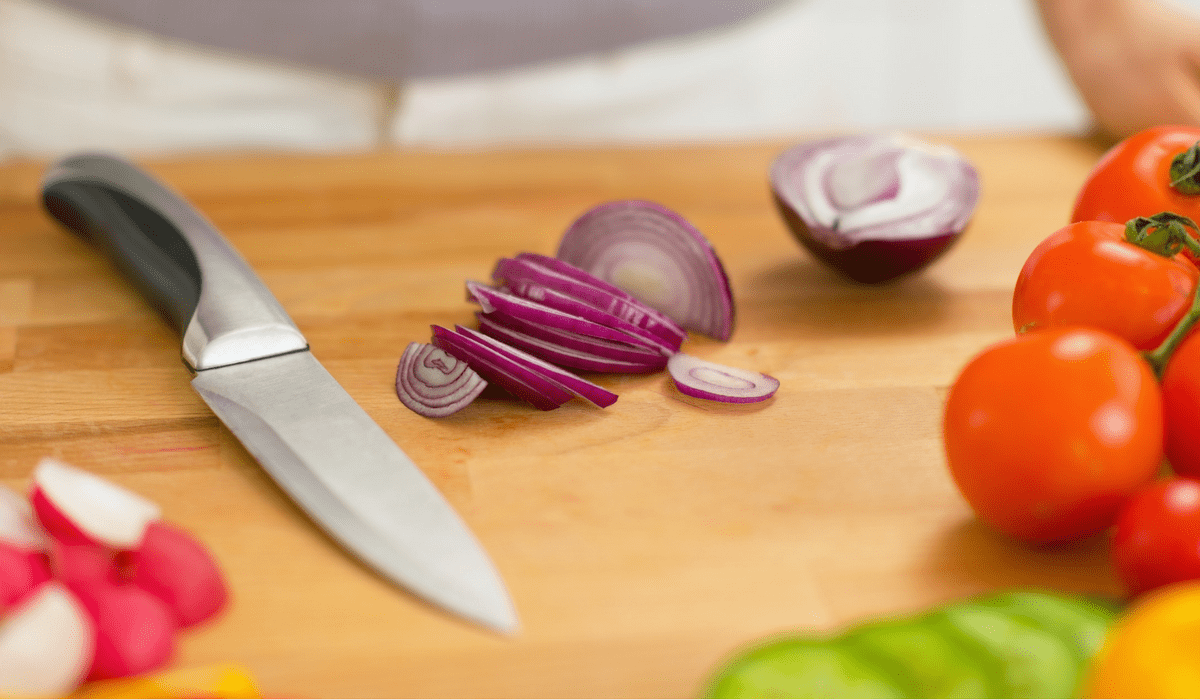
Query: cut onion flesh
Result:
<box><xmin>395</xmin><ymin>342</ymin><xmax>488</xmax><ymax>418</ymax></box>
<box><xmin>555</xmin><ymin>200</ymin><xmax>735</xmax><ymax>341</ymax></box>
<box><xmin>493</xmin><ymin>255</ymin><xmax>687</xmax><ymax>347</ymax></box>
<box><xmin>478</xmin><ymin>308</ymin><xmax>667</xmax><ymax>366</ymax></box>
<box><xmin>667</xmin><ymin>353</ymin><xmax>779</xmax><ymax>404</ymax></box>
<box><xmin>476</xmin><ymin>313</ymin><xmax>666</xmax><ymax>375</ymax></box>
<box><xmin>30</xmin><ymin>458</ymin><xmax>160</xmax><ymax>549</ymax></box>
<box><xmin>453</xmin><ymin>325</ymin><xmax>618</xmax><ymax>407</ymax></box>
<box><xmin>432</xmin><ymin>325</ymin><xmax>574</xmax><ymax>411</ymax></box>
<box><xmin>770</xmin><ymin>132</ymin><xmax>979</xmax><ymax>284</ymax></box>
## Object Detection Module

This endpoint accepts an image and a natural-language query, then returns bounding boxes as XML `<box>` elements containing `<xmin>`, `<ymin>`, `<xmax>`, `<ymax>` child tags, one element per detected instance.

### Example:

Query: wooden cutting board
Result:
<box><xmin>0</xmin><ymin>135</ymin><xmax>1117</xmax><ymax>698</ymax></box>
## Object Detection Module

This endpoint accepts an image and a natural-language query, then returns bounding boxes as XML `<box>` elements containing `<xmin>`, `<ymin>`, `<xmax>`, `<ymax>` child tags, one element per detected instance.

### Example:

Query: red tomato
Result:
<box><xmin>1012</xmin><ymin>221</ymin><xmax>1198</xmax><ymax>350</ymax></box>
<box><xmin>1112</xmin><ymin>477</ymin><xmax>1200</xmax><ymax>596</ymax></box>
<box><xmin>943</xmin><ymin>327</ymin><xmax>1164</xmax><ymax>543</ymax></box>
<box><xmin>1072</xmin><ymin>125</ymin><xmax>1200</xmax><ymax>225</ymax></box>
<box><xmin>1161</xmin><ymin>330</ymin><xmax>1200</xmax><ymax>478</ymax></box>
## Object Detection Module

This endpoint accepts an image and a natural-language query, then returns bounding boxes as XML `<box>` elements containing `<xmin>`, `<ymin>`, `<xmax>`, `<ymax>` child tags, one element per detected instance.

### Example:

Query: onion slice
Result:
<box><xmin>479</xmin><ymin>308</ymin><xmax>667</xmax><ymax>365</ymax></box>
<box><xmin>395</xmin><ymin>342</ymin><xmax>487</xmax><ymax>417</ymax></box>
<box><xmin>555</xmin><ymin>200</ymin><xmax>735</xmax><ymax>341</ymax></box>
<box><xmin>667</xmin><ymin>354</ymin><xmax>779</xmax><ymax>404</ymax></box>
<box><xmin>453</xmin><ymin>326</ymin><xmax>618</xmax><ymax>408</ymax></box>
<box><xmin>493</xmin><ymin>255</ymin><xmax>687</xmax><ymax>347</ymax></box>
<box><xmin>476</xmin><ymin>314</ymin><xmax>666</xmax><ymax>375</ymax></box>
<box><xmin>466</xmin><ymin>281</ymin><xmax>665</xmax><ymax>352</ymax></box>
<box><xmin>770</xmin><ymin>132</ymin><xmax>979</xmax><ymax>284</ymax></box>
<box><xmin>431</xmin><ymin>325</ymin><xmax>573</xmax><ymax>411</ymax></box>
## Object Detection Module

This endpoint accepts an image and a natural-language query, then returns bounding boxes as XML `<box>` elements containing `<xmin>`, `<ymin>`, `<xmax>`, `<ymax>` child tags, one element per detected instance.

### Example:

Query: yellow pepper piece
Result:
<box><xmin>71</xmin><ymin>663</ymin><xmax>260</xmax><ymax>698</ymax></box>
<box><xmin>1087</xmin><ymin>581</ymin><xmax>1200</xmax><ymax>698</ymax></box>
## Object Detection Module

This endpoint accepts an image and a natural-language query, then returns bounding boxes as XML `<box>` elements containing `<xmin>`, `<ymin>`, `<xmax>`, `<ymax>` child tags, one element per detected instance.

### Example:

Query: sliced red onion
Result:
<box><xmin>453</xmin><ymin>326</ymin><xmax>619</xmax><ymax>407</ymax></box>
<box><xmin>770</xmin><ymin>132</ymin><xmax>979</xmax><ymax>284</ymax></box>
<box><xmin>466</xmin><ymin>281</ymin><xmax>665</xmax><ymax>352</ymax></box>
<box><xmin>667</xmin><ymin>353</ymin><xmax>779</xmax><ymax>404</ymax></box>
<box><xmin>476</xmin><ymin>313</ymin><xmax>667</xmax><ymax>375</ymax></box>
<box><xmin>395</xmin><ymin>342</ymin><xmax>487</xmax><ymax>418</ymax></box>
<box><xmin>554</xmin><ymin>200</ymin><xmax>735</xmax><ymax>341</ymax></box>
<box><xmin>493</xmin><ymin>255</ymin><xmax>687</xmax><ymax>347</ymax></box>
<box><xmin>431</xmin><ymin>325</ymin><xmax>573</xmax><ymax>411</ymax></box>
<box><xmin>478</xmin><ymin>308</ymin><xmax>668</xmax><ymax>365</ymax></box>
<box><xmin>497</xmin><ymin>278</ymin><xmax>680</xmax><ymax>355</ymax></box>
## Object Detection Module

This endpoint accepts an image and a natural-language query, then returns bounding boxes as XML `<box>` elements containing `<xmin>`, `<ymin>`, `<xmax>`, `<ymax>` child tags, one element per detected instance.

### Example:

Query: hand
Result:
<box><xmin>1036</xmin><ymin>0</ymin><xmax>1200</xmax><ymax>138</ymax></box>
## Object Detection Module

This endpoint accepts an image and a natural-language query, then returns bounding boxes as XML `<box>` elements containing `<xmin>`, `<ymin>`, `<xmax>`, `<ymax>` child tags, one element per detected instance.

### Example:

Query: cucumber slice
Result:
<box><xmin>935</xmin><ymin>603</ymin><xmax>1078</xmax><ymax>698</ymax></box>
<box><xmin>977</xmin><ymin>589</ymin><xmax>1119</xmax><ymax>662</ymax></box>
<box><xmin>843</xmin><ymin>614</ymin><xmax>1000</xmax><ymax>698</ymax></box>
<box><xmin>705</xmin><ymin>637</ymin><xmax>906</xmax><ymax>699</ymax></box>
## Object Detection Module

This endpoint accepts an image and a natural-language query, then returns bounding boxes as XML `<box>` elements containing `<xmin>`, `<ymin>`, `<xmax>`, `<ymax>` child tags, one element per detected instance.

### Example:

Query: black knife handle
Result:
<box><xmin>43</xmin><ymin>179</ymin><xmax>202</xmax><ymax>333</ymax></box>
<box><xmin>40</xmin><ymin>153</ymin><xmax>307</xmax><ymax>371</ymax></box>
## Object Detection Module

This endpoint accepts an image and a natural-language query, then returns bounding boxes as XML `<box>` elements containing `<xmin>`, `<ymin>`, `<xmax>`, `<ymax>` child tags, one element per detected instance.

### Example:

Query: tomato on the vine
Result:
<box><xmin>1012</xmin><ymin>220</ymin><xmax>1198</xmax><ymax>350</ymax></box>
<box><xmin>1072</xmin><ymin>125</ymin><xmax>1200</xmax><ymax>228</ymax></box>
<box><xmin>943</xmin><ymin>326</ymin><xmax>1163</xmax><ymax>544</ymax></box>
<box><xmin>1161</xmin><ymin>329</ymin><xmax>1200</xmax><ymax>478</ymax></box>
<box><xmin>1112</xmin><ymin>477</ymin><xmax>1200</xmax><ymax>596</ymax></box>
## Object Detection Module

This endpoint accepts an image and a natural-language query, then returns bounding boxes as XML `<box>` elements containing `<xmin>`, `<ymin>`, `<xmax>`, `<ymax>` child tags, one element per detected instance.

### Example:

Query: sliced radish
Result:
<box><xmin>73</xmin><ymin>582</ymin><xmax>177</xmax><ymax>681</ymax></box>
<box><xmin>0</xmin><ymin>485</ymin><xmax>48</xmax><ymax>551</ymax></box>
<box><xmin>0</xmin><ymin>543</ymin><xmax>52</xmax><ymax>609</ymax></box>
<box><xmin>395</xmin><ymin>342</ymin><xmax>488</xmax><ymax>418</ymax></box>
<box><xmin>30</xmin><ymin>457</ymin><xmax>161</xmax><ymax>549</ymax></box>
<box><xmin>0</xmin><ymin>581</ymin><xmax>95</xmax><ymax>696</ymax></box>
<box><xmin>555</xmin><ymin>200</ymin><xmax>735</xmax><ymax>341</ymax></box>
<box><xmin>122</xmin><ymin>521</ymin><xmax>228</xmax><ymax>628</ymax></box>
<box><xmin>667</xmin><ymin>353</ymin><xmax>780</xmax><ymax>404</ymax></box>
<box><xmin>50</xmin><ymin>540</ymin><xmax>119</xmax><ymax>589</ymax></box>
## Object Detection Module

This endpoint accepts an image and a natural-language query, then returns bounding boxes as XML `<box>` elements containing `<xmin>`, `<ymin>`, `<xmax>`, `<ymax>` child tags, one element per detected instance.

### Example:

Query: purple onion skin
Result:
<box><xmin>772</xmin><ymin>191</ymin><xmax>965</xmax><ymax>285</ymax></box>
<box><xmin>770</xmin><ymin>134</ymin><xmax>978</xmax><ymax>285</ymax></box>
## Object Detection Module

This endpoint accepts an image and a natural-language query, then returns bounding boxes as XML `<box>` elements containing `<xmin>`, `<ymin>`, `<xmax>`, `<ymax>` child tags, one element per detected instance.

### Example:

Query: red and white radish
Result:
<box><xmin>30</xmin><ymin>458</ymin><xmax>160</xmax><ymax>549</ymax></box>
<box><xmin>770</xmin><ymin>133</ymin><xmax>979</xmax><ymax>284</ymax></box>
<box><xmin>0</xmin><ymin>581</ymin><xmax>94</xmax><ymax>696</ymax></box>
<box><xmin>121</xmin><ymin>521</ymin><xmax>228</xmax><ymax>628</ymax></box>
<box><xmin>73</xmin><ymin>582</ymin><xmax>177</xmax><ymax>681</ymax></box>
<box><xmin>0</xmin><ymin>486</ymin><xmax>52</xmax><ymax>609</ymax></box>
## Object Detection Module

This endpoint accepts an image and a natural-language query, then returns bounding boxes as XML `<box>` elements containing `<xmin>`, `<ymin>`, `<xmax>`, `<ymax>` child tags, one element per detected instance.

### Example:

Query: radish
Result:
<box><xmin>0</xmin><ymin>485</ymin><xmax>52</xmax><ymax>609</ymax></box>
<box><xmin>72</xmin><ymin>582</ymin><xmax>177</xmax><ymax>681</ymax></box>
<box><xmin>121</xmin><ymin>521</ymin><xmax>229</xmax><ymax>628</ymax></box>
<box><xmin>0</xmin><ymin>544</ymin><xmax>51</xmax><ymax>610</ymax></box>
<box><xmin>30</xmin><ymin>457</ymin><xmax>160</xmax><ymax>548</ymax></box>
<box><xmin>0</xmin><ymin>581</ymin><xmax>95</xmax><ymax>696</ymax></box>
<box><xmin>50</xmin><ymin>540</ymin><xmax>119</xmax><ymax>589</ymax></box>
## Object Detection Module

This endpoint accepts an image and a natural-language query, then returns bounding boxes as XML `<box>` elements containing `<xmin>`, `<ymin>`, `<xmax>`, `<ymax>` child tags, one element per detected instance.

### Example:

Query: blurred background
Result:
<box><xmin>1</xmin><ymin>0</ymin><xmax>1198</xmax><ymax>159</ymax></box>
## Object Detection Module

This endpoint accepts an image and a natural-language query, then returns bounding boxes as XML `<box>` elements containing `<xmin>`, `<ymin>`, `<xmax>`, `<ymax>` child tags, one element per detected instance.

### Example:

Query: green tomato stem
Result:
<box><xmin>1170</xmin><ymin>141</ymin><xmax>1200</xmax><ymax>195</ymax></box>
<box><xmin>1142</xmin><ymin>215</ymin><xmax>1200</xmax><ymax>378</ymax></box>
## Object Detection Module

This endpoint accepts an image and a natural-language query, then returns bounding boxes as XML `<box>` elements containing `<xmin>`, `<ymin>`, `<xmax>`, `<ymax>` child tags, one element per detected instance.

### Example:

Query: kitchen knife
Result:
<box><xmin>40</xmin><ymin>153</ymin><xmax>519</xmax><ymax>634</ymax></box>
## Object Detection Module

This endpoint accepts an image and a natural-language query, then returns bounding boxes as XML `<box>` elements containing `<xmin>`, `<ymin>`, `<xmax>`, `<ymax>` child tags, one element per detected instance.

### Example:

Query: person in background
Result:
<box><xmin>1036</xmin><ymin>0</ymin><xmax>1200</xmax><ymax>138</ymax></box>
<box><xmin>0</xmin><ymin>0</ymin><xmax>1198</xmax><ymax>157</ymax></box>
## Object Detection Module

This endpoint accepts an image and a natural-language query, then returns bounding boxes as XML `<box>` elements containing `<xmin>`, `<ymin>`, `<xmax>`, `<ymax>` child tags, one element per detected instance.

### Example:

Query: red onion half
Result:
<box><xmin>555</xmin><ymin>200</ymin><xmax>735</xmax><ymax>341</ymax></box>
<box><xmin>395</xmin><ymin>342</ymin><xmax>488</xmax><ymax>417</ymax></box>
<box><xmin>667</xmin><ymin>353</ymin><xmax>779</xmax><ymax>404</ymax></box>
<box><xmin>770</xmin><ymin>133</ymin><xmax>979</xmax><ymax>284</ymax></box>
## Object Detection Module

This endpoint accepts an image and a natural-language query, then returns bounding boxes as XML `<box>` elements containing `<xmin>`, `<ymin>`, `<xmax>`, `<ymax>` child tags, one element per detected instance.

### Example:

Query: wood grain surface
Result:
<box><xmin>0</xmin><ymin>135</ymin><xmax>1117</xmax><ymax>698</ymax></box>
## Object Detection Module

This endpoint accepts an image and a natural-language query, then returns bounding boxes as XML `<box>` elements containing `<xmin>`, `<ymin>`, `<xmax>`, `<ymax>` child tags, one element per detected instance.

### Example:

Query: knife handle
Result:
<box><xmin>41</xmin><ymin>153</ymin><xmax>307</xmax><ymax>371</ymax></box>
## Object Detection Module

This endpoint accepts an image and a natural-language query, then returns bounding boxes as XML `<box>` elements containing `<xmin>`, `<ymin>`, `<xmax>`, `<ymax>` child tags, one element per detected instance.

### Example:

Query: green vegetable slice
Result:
<box><xmin>842</xmin><ymin>613</ymin><xmax>999</xmax><ymax>698</ymax></box>
<box><xmin>935</xmin><ymin>602</ymin><xmax>1078</xmax><ymax>698</ymax></box>
<box><xmin>976</xmin><ymin>589</ymin><xmax>1119</xmax><ymax>664</ymax></box>
<box><xmin>705</xmin><ymin>637</ymin><xmax>905</xmax><ymax>699</ymax></box>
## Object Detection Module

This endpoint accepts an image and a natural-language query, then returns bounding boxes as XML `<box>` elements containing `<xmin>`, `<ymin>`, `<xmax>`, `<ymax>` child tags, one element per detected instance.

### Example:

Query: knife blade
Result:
<box><xmin>40</xmin><ymin>153</ymin><xmax>518</xmax><ymax>634</ymax></box>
